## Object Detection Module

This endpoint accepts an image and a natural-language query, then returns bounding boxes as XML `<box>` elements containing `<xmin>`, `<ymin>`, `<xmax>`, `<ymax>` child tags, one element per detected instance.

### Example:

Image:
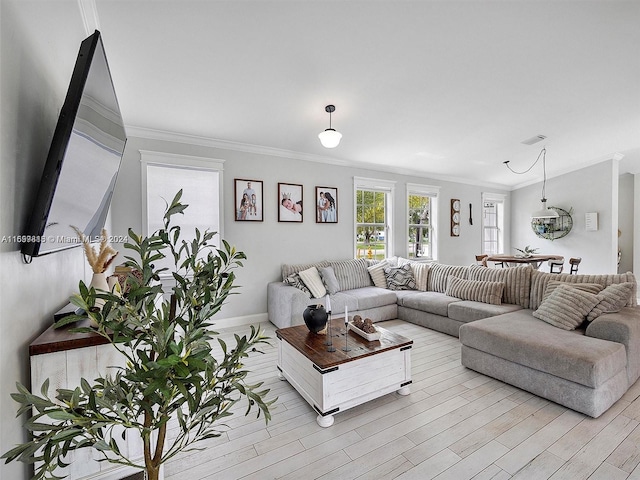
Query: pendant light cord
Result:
<box><xmin>503</xmin><ymin>147</ymin><xmax>548</xmax><ymax>200</ymax></box>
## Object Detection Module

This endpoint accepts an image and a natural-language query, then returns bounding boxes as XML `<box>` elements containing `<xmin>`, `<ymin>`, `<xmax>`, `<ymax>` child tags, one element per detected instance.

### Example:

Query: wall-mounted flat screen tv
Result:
<box><xmin>21</xmin><ymin>30</ymin><xmax>126</xmax><ymax>258</ymax></box>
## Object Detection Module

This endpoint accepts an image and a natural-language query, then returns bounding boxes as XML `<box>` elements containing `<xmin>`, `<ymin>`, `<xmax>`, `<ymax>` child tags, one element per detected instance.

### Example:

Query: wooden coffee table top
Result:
<box><xmin>276</xmin><ymin>317</ymin><xmax>412</xmax><ymax>369</ymax></box>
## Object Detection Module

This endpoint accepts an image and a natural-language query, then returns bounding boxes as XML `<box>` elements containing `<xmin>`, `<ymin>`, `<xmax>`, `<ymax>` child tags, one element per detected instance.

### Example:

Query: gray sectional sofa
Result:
<box><xmin>267</xmin><ymin>257</ymin><xmax>639</xmax><ymax>417</ymax></box>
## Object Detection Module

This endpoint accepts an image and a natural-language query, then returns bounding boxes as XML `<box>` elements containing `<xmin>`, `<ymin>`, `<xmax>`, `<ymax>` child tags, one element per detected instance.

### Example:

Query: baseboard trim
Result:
<box><xmin>211</xmin><ymin>313</ymin><xmax>269</xmax><ymax>330</ymax></box>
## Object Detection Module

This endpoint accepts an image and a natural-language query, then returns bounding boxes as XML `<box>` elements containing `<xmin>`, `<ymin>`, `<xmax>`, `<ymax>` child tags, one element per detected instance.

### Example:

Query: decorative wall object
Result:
<box><xmin>316</xmin><ymin>186</ymin><xmax>338</xmax><ymax>223</ymax></box>
<box><xmin>585</xmin><ymin>212</ymin><xmax>599</xmax><ymax>231</ymax></box>
<box><xmin>234</xmin><ymin>179</ymin><xmax>263</xmax><ymax>221</ymax></box>
<box><xmin>531</xmin><ymin>206</ymin><xmax>573</xmax><ymax>240</ymax></box>
<box><xmin>450</xmin><ymin>198</ymin><xmax>461</xmax><ymax>236</ymax></box>
<box><xmin>278</xmin><ymin>182</ymin><xmax>303</xmax><ymax>222</ymax></box>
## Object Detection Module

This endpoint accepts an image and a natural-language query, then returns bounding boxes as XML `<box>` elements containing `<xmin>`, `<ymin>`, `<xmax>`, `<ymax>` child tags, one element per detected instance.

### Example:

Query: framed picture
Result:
<box><xmin>315</xmin><ymin>186</ymin><xmax>338</xmax><ymax>223</ymax></box>
<box><xmin>234</xmin><ymin>179</ymin><xmax>263</xmax><ymax>221</ymax></box>
<box><xmin>278</xmin><ymin>182</ymin><xmax>303</xmax><ymax>222</ymax></box>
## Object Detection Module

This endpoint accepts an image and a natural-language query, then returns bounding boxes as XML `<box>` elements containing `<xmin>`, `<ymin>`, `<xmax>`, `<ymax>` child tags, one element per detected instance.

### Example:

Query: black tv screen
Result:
<box><xmin>22</xmin><ymin>30</ymin><xmax>126</xmax><ymax>258</ymax></box>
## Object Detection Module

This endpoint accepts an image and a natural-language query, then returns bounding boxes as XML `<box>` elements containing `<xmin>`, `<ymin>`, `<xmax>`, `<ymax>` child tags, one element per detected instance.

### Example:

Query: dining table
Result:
<box><xmin>484</xmin><ymin>254</ymin><xmax>564</xmax><ymax>270</ymax></box>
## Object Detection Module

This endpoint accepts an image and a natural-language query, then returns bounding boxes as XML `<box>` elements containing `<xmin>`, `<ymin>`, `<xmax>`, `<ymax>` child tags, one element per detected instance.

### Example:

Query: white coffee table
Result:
<box><xmin>276</xmin><ymin>318</ymin><xmax>412</xmax><ymax>427</ymax></box>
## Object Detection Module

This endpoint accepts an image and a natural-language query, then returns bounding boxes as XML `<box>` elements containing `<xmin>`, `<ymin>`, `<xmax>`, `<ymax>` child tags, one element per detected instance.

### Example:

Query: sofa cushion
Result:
<box><xmin>445</xmin><ymin>275</ymin><xmax>504</xmax><ymax>305</ymax></box>
<box><xmin>384</xmin><ymin>264</ymin><xmax>417</xmax><ymax>290</ymax></box>
<box><xmin>428</xmin><ymin>263</ymin><xmax>468</xmax><ymax>293</ymax></box>
<box><xmin>533</xmin><ymin>284</ymin><xmax>601</xmax><ymax>330</ymax></box>
<box><xmin>400</xmin><ymin>291</ymin><xmax>462</xmax><ymax>316</ymax></box>
<box><xmin>282</xmin><ymin>260</ymin><xmax>330</xmax><ymax>281</ymax></box>
<box><xmin>318</xmin><ymin>266</ymin><xmax>340</xmax><ymax>295</ymax></box>
<box><xmin>530</xmin><ymin>270</ymin><xmax>638</xmax><ymax>310</ymax></box>
<box><xmin>587</xmin><ymin>282</ymin><xmax>636</xmax><ymax>322</ymax></box>
<box><xmin>298</xmin><ymin>266</ymin><xmax>327</xmax><ymax>299</ymax></box>
<box><xmin>467</xmin><ymin>264</ymin><xmax>533</xmax><ymax>308</ymax></box>
<box><xmin>330</xmin><ymin>258</ymin><xmax>373</xmax><ymax>291</ymax></box>
<box><xmin>459</xmin><ymin>311</ymin><xmax>627</xmax><ymax>388</ymax></box>
<box><xmin>398</xmin><ymin>258</ymin><xmax>431</xmax><ymax>291</ymax></box>
<box><xmin>448</xmin><ymin>300</ymin><xmax>523</xmax><ymax>323</ymax></box>
<box><xmin>340</xmin><ymin>286</ymin><xmax>398</xmax><ymax>310</ymax></box>
<box><xmin>367</xmin><ymin>261</ymin><xmax>389</xmax><ymax>288</ymax></box>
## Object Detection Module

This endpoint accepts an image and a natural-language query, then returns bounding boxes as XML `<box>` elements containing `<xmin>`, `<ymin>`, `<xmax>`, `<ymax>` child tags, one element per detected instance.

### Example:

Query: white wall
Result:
<box><xmin>511</xmin><ymin>159</ymin><xmax>619</xmax><ymax>274</ymax></box>
<box><xmin>0</xmin><ymin>2</ymin><xmax>93</xmax><ymax>479</ymax></box>
<box><xmin>110</xmin><ymin>134</ymin><xmax>510</xmax><ymax>321</ymax></box>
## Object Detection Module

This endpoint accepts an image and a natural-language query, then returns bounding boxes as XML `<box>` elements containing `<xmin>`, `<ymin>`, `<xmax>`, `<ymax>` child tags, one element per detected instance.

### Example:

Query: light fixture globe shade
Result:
<box><xmin>531</xmin><ymin>200</ymin><xmax>560</xmax><ymax>219</ymax></box>
<box><xmin>318</xmin><ymin>128</ymin><xmax>342</xmax><ymax>148</ymax></box>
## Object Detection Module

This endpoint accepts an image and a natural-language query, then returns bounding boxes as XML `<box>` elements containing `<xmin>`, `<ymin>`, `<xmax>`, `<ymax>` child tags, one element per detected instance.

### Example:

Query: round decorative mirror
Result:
<box><xmin>531</xmin><ymin>206</ymin><xmax>573</xmax><ymax>240</ymax></box>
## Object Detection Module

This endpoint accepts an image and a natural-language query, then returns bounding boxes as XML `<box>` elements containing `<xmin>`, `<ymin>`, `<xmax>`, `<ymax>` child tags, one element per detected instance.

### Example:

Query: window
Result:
<box><xmin>141</xmin><ymin>150</ymin><xmax>224</xmax><ymax>276</ymax></box>
<box><xmin>354</xmin><ymin>177</ymin><xmax>395</xmax><ymax>260</ymax></box>
<box><xmin>482</xmin><ymin>192</ymin><xmax>505</xmax><ymax>255</ymax></box>
<box><xmin>407</xmin><ymin>184</ymin><xmax>439</xmax><ymax>260</ymax></box>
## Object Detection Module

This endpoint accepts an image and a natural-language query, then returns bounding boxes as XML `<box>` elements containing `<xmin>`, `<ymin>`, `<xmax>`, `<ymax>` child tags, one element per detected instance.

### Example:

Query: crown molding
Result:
<box><xmin>125</xmin><ymin>125</ymin><xmax>511</xmax><ymax>192</ymax></box>
<box><xmin>77</xmin><ymin>0</ymin><xmax>100</xmax><ymax>35</ymax></box>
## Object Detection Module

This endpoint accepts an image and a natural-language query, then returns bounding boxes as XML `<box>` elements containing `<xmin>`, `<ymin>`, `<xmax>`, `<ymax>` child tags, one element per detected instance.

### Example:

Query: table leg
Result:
<box><xmin>397</xmin><ymin>386</ymin><xmax>411</xmax><ymax>396</ymax></box>
<box><xmin>316</xmin><ymin>413</ymin><xmax>334</xmax><ymax>428</ymax></box>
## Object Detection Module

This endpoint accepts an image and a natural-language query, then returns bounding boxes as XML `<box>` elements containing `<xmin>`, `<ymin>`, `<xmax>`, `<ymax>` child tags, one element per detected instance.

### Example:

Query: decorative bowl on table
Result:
<box><xmin>348</xmin><ymin>322</ymin><xmax>382</xmax><ymax>341</ymax></box>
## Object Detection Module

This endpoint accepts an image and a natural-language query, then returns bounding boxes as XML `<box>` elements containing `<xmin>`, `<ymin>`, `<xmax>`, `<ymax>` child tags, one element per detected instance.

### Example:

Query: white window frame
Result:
<box><xmin>354</xmin><ymin>176</ymin><xmax>395</xmax><ymax>259</ymax></box>
<box><xmin>406</xmin><ymin>183</ymin><xmax>440</xmax><ymax>260</ymax></box>
<box><xmin>140</xmin><ymin>150</ymin><xmax>224</xmax><ymax>278</ymax></box>
<box><xmin>481</xmin><ymin>192</ymin><xmax>506</xmax><ymax>255</ymax></box>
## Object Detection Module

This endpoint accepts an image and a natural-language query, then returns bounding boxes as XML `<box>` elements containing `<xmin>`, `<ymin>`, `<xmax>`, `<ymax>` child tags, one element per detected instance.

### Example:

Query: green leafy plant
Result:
<box><xmin>2</xmin><ymin>191</ymin><xmax>274</xmax><ymax>480</ymax></box>
<box><xmin>514</xmin><ymin>245</ymin><xmax>539</xmax><ymax>258</ymax></box>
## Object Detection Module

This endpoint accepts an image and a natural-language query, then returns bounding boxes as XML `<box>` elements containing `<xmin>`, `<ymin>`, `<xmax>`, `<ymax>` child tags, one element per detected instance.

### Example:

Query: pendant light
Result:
<box><xmin>318</xmin><ymin>105</ymin><xmax>342</xmax><ymax>148</ymax></box>
<box><xmin>504</xmin><ymin>147</ymin><xmax>559</xmax><ymax>219</ymax></box>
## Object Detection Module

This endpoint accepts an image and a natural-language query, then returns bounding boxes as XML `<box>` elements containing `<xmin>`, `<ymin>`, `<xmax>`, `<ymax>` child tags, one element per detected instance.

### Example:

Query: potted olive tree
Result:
<box><xmin>2</xmin><ymin>191</ymin><xmax>274</xmax><ymax>480</ymax></box>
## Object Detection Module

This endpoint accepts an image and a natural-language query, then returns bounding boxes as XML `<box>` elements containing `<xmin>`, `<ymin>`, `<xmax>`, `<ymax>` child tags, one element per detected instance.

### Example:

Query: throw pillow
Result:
<box><xmin>298</xmin><ymin>267</ymin><xmax>327</xmax><ymax>299</ymax></box>
<box><xmin>283</xmin><ymin>273</ymin><xmax>311</xmax><ymax>297</ymax></box>
<box><xmin>428</xmin><ymin>263</ymin><xmax>468</xmax><ymax>293</ymax></box>
<box><xmin>445</xmin><ymin>275</ymin><xmax>504</xmax><ymax>305</ymax></box>
<box><xmin>533</xmin><ymin>283</ymin><xmax>600</xmax><ymax>330</ymax></box>
<box><xmin>409</xmin><ymin>262</ymin><xmax>430</xmax><ymax>291</ymax></box>
<box><xmin>367</xmin><ymin>261</ymin><xmax>389</xmax><ymax>288</ymax></box>
<box><xmin>586</xmin><ymin>282</ymin><xmax>635</xmax><ymax>322</ymax></box>
<box><xmin>329</xmin><ymin>258</ymin><xmax>372</xmax><ymax>291</ymax></box>
<box><xmin>318</xmin><ymin>266</ymin><xmax>340</xmax><ymax>295</ymax></box>
<box><xmin>384</xmin><ymin>264</ymin><xmax>417</xmax><ymax>291</ymax></box>
<box><xmin>542</xmin><ymin>281</ymin><xmax>603</xmax><ymax>303</ymax></box>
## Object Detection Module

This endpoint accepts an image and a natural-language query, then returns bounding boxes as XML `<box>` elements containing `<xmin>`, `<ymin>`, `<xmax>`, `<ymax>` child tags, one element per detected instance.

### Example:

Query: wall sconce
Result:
<box><xmin>318</xmin><ymin>105</ymin><xmax>342</xmax><ymax>148</ymax></box>
<box><xmin>504</xmin><ymin>147</ymin><xmax>559</xmax><ymax>219</ymax></box>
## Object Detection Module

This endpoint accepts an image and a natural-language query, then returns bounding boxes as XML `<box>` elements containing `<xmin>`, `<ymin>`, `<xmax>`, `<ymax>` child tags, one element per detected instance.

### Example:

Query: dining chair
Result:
<box><xmin>475</xmin><ymin>254</ymin><xmax>488</xmax><ymax>267</ymax></box>
<box><xmin>548</xmin><ymin>259</ymin><xmax>564</xmax><ymax>274</ymax></box>
<box><xmin>569</xmin><ymin>257</ymin><xmax>581</xmax><ymax>274</ymax></box>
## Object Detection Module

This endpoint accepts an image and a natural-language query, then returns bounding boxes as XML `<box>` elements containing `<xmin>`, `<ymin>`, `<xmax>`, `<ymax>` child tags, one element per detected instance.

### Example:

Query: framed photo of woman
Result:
<box><xmin>234</xmin><ymin>179</ymin><xmax>263</xmax><ymax>221</ymax></box>
<box><xmin>316</xmin><ymin>186</ymin><xmax>338</xmax><ymax>223</ymax></box>
<box><xmin>278</xmin><ymin>182</ymin><xmax>303</xmax><ymax>222</ymax></box>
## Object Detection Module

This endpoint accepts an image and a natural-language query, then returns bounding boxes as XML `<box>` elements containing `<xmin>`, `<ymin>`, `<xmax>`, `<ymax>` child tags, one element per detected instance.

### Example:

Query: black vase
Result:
<box><xmin>302</xmin><ymin>304</ymin><xmax>328</xmax><ymax>333</ymax></box>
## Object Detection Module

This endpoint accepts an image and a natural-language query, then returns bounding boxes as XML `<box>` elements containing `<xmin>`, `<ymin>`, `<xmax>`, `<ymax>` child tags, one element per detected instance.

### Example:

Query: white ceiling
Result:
<box><xmin>90</xmin><ymin>0</ymin><xmax>639</xmax><ymax>188</ymax></box>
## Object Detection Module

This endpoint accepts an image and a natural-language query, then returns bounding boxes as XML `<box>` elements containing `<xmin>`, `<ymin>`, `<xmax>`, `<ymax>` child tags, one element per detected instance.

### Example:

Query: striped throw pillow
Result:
<box><xmin>467</xmin><ymin>264</ymin><xmax>533</xmax><ymax>308</ymax></box>
<box><xmin>533</xmin><ymin>283</ymin><xmax>600</xmax><ymax>330</ymax></box>
<box><xmin>329</xmin><ymin>258</ymin><xmax>372</xmax><ymax>291</ymax></box>
<box><xmin>428</xmin><ymin>264</ymin><xmax>468</xmax><ymax>293</ymax></box>
<box><xmin>586</xmin><ymin>282</ymin><xmax>635</xmax><ymax>322</ymax></box>
<box><xmin>445</xmin><ymin>275</ymin><xmax>504</xmax><ymax>305</ymax></box>
<box><xmin>367</xmin><ymin>261</ymin><xmax>389</xmax><ymax>288</ymax></box>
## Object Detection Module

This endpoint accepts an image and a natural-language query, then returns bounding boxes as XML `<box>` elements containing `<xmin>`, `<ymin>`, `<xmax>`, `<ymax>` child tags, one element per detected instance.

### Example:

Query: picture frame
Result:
<box><xmin>234</xmin><ymin>179</ymin><xmax>263</xmax><ymax>221</ymax></box>
<box><xmin>315</xmin><ymin>186</ymin><xmax>338</xmax><ymax>223</ymax></box>
<box><xmin>278</xmin><ymin>182</ymin><xmax>303</xmax><ymax>222</ymax></box>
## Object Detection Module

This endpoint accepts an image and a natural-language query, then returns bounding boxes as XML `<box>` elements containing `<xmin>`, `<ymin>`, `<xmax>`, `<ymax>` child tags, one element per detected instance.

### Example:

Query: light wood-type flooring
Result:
<box><xmin>165</xmin><ymin>320</ymin><xmax>640</xmax><ymax>480</ymax></box>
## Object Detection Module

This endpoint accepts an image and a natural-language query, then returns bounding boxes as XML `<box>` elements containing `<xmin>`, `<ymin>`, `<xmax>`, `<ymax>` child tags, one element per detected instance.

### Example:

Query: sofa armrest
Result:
<box><xmin>267</xmin><ymin>281</ymin><xmax>311</xmax><ymax>329</ymax></box>
<box><xmin>586</xmin><ymin>307</ymin><xmax>640</xmax><ymax>386</ymax></box>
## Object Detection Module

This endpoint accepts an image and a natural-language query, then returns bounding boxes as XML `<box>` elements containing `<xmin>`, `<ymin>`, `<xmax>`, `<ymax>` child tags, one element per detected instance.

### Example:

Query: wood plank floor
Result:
<box><xmin>165</xmin><ymin>320</ymin><xmax>640</xmax><ymax>480</ymax></box>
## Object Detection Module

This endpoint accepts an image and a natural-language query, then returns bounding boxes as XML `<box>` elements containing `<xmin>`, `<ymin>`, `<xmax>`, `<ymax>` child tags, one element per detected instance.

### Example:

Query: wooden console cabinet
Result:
<box><xmin>29</xmin><ymin>319</ymin><xmax>149</xmax><ymax>480</ymax></box>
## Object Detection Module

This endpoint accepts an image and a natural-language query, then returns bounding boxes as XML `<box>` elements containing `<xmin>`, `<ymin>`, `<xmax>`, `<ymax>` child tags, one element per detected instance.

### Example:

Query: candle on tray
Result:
<box><xmin>345</xmin><ymin>306</ymin><xmax>348</xmax><ymax>322</ymax></box>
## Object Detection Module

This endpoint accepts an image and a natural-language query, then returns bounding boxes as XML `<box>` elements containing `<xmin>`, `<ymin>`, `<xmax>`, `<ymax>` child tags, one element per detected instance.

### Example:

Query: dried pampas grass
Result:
<box><xmin>72</xmin><ymin>226</ymin><xmax>119</xmax><ymax>273</ymax></box>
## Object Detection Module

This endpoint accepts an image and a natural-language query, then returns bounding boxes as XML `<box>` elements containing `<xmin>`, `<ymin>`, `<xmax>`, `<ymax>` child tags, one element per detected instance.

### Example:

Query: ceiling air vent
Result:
<box><xmin>521</xmin><ymin>135</ymin><xmax>547</xmax><ymax>145</ymax></box>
